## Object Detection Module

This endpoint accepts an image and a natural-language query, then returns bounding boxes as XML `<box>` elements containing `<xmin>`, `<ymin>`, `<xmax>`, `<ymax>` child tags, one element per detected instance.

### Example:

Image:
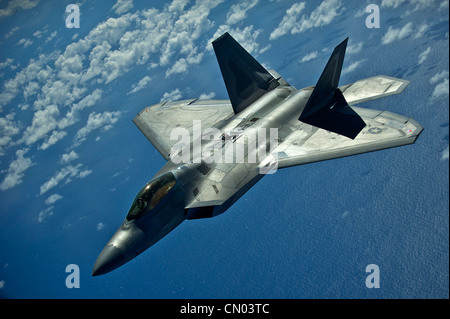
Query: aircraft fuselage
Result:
<box><xmin>92</xmin><ymin>85</ymin><xmax>313</xmax><ymax>276</ymax></box>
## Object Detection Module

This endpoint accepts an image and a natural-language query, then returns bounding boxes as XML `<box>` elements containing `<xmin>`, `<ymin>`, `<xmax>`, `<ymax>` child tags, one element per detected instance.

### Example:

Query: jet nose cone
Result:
<box><xmin>92</xmin><ymin>244</ymin><xmax>126</xmax><ymax>276</ymax></box>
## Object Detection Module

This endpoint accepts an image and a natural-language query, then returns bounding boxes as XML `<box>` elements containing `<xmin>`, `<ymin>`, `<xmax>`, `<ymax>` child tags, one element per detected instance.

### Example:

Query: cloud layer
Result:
<box><xmin>270</xmin><ymin>0</ymin><xmax>343</xmax><ymax>40</ymax></box>
<box><xmin>0</xmin><ymin>0</ymin><xmax>448</xmax><ymax>228</ymax></box>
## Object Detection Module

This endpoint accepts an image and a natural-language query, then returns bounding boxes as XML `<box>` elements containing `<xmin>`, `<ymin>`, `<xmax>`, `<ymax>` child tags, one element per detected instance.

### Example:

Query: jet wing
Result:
<box><xmin>133</xmin><ymin>99</ymin><xmax>233</xmax><ymax>160</ymax></box>
<box><xmin>339</xmin><ymin>75</ymin><xmax>410</xmax><ymax>106</ymax></box>
<box><xmin>271</xmin><ymin>106</ymin><xmax>423</xmax><ymax>169</ymax></box>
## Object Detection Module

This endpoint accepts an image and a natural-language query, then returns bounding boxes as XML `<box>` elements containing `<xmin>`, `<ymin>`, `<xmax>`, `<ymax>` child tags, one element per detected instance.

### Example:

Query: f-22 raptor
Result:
<box><xmin>92</xmin><ymin>33</ymin><xmax>423</xmax><ymax>276</ymax></box>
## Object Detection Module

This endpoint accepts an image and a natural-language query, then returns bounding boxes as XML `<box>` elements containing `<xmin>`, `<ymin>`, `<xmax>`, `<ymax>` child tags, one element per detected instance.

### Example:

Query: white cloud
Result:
<box><xmin>430</xmin><ymin>70</ymin><xmax>449</xmax><ymax>84</ymax></box>
<box><xmin>45</xmin><ymin>31</ymin><xmax>57</xmax><ymax>43</ymax></box>
<box><xmin>33</xmin><ymin>80</ymin><xmax>80</xmax><ymax>110</ymax></box>
<box><xmin>418</xmin><ymin>46</ymin><xmax>431</xmax><ymax>64</ymax></box>
<box><xmin>78</xmin><ymin>168</ymin><xmax>92</xmax><ymax>179</ymax></box>
<box><xmin>165</xmin><ymin>58</ymin><xmax>188</xmax><ymax>77</ymax></box>
<box><xmin>295</xmin><ymin>0</ymin><xmax>342</xmax><ymax>32</ymax></box>
<box><xmin>39</xmin><ymin>164</ymin><xmax>91</xmax><ymax>195</ymax></box>
<box><xmin>97</xmin><ymin>222</ymin><xmax>105</xmax><ymax>231</ymax></box>
<box><xmin>0</xmin><ymin>113</ymin><xmax>20</xmax><ymax>156</ymax></box>
<box><xmin>226</xmin><ymin>0</ymin><xmax>259</xmax><ymax>25</ymax></box>
<box><xmin>39</xmin><ymin>130</ymin><xmax>67</xmax><ymax>150</ymax></box>
<box><xmin>18</xmin><ymin>104</ymin><xmax>29</xmax><ymax>111</ymax></box>
<box><xmin>45</xmin><ymin>193</ymin><xmax>63</xmax><ymax>205</ymax></box>
<box><xmin>160</xmin><ymin>89</ymin><xmax>182</xmax><ymax>102</ymax></box>
<box><xmin>73</xmin><ymin>88</ymin><xmax>103</xmax><ymax>111</ymax></box>
<box><xmin>0</xmin><ymin>0</ymin><xmax>40</xmax><ymax>18</ymax></box>
<box><xmin>0</xmin><ymin>148</ymin><xmax>33</xmax><ymax>191</ymax></box>
<box><xmin>209</xmin><ymin>25</ymin><xmax>265</xmax><ymax>55</ymax></box>
<box><xmin>430</xmin><ymin>70</ymin><xmax>449</xmax><ymax>100</ymax></box>
<box><xmin>431</xmin><ymin>78</ymin><xmax>449</xmax><ymax>100</ymax></box>
<box><xmin>108</xmin><ymin>1</ymin><xmax>218</xmax><ymax>81</ymax></box>
<box><xmin>382</xmin><ymin>0</ymin><xmax>438</xmax><ymax>11</ymax></box>
<box><xmin>342</xmin><ymin>59</ymin><xmax>366</xmax><ymax>75</ymax></box>
<box><xmin>112</xmin><ymin>0</ymin><xmax>133</xmax><ymax>15</ymax></box>
<box><xmin>90</xmin><ymin>0</ymin><xmax>219</xmax><ymax>83</ymax></box>
<box><xmin>199</xmin><ymin>92</ymin><xmax>216</xmax><ymax>100</ymax></box>
<box><xmin>23</xmin><ymin>81</ymin><xmax>40</xmax><ymax>100</ymax></box>
<box><xmin>33</xmin><ymin>30</ymin><xmax>43</xmax><ymax>39</ymax></box>
<box><xmin>0</xmin><ymin>0</ymin><xmax>227</xmax><ymax>192</ymax></box>
<box><xmin>81</xmin><ymin>41</ymin><xmax>112</xmax><ymax>83</ymax></box>
<box><xmin>0</xmin><ymin>45</ymin><xmax>56</xmax><ymax>111</ymax></box>
<box><xmin>442</xmin><ymin>146</ymin><xmax>449</xmax><ymax>161</ymax></box>
<box><xmin>269</xmin><ymin>2</ymin><xmax>306</xmax><ymax>40</ymax></box>
<box><xmin>165</xmin><ymin>48</ymin><xmax>204</xmax><ymax>78</ymax></box>
<box><xmin>300</xmin><ymin>51</ymin><xmax>319</xmax><ymax>63</ymax></box>
<box><xmin>4</xmin><ymin>26</ymin><xmax>19</xmax><ymax>39</ymax></box>
<box><xmin>381</xmin><ymin>0</ymin><xmax>411</xmax><ymax>8</ymax></box>
<box><xmin>0</xmin><ymin>58</ymin><xmax>15</xmax><ymax>70</ymax></box>
<box><xmin>347</xmin><ymin>41</ymin><xmax>363</xmax><ymax>55</ymax></box>
<box><xmin>127</xmin><ymin>76</ymin><xmax>151</xmax><ymax>95</ymax></box>
<box><xmin>0</xmin><ymin>0</ymin><xmax>223</xmax><ymax>113</ymax></box>
<box><xmin>60</xmin><ymin>150</ymin><xmax>79</xmax><ymax>164</ymax></box>
<box><xmin>37</xmin><ymin>206</ymin><xmax>54</xmax><ymax>223</ymax></box>
<box><xmin>381</xmin><ymin>22</ymin><xmax>413</xmax><ymax>45</ymax></box>
<box><xmin>0</xmin><ymin>280</ymin><xmax>4</xmax><ymax>289</ymax></box>
<box><xmin>168</xmin><ymin>0</ymin><xmax>189</xmax><ymax>13</ymax></box>
<box><xmin>19</xmin><ymin>104</ymin><xmax>60</xmax><ymax>146</ymax></box>
<box><xmin>415</xmin><ymin>23</ymin><xmax>429</xmax><ymax>39</ymax></box>
<box><xmin>58</xmin><ymin>89</ymin><xmax>103</xmax><ymax>131</ymax></box>
<box><xmin>270</xmin><ymin>0</ymin><xmax>343</xmax><ymax>40</ymax></box>
<box><xmin>74</xmin><ymin>111</ymin><xmax>122</xmax><ymax>143</ymax></box>
<box><xmin>55</xmin><ymin>54</ymin><xmax>84</xmax><ymax>84</ymax></box>
<box><xmin>17</xmin><ymin>38</ymin><xmax>33</xmax><ymax>48</ymax></box>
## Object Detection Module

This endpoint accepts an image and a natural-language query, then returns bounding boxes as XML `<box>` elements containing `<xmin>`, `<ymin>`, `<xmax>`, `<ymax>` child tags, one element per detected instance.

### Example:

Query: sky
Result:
<box><xmin>0</xmin><ymin>0</ymin><xmax>448</xmax><ymax>298</ymax></box>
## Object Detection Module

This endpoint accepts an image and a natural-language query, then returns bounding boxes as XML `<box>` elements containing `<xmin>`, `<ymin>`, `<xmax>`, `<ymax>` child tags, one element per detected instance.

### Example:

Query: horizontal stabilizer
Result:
<box><xmin>299</xmin><ymin>38</ymin><xmax>366</xmax><ymax>139</ymax></box>
<box><xmin>213</xmin><ymin>32</ymin><xmax>279</xmax><ymax>114</ymax></box>
<box><xmin>340</xmin><ymin>75</ymin><xmax>410</xmax><ymax>105</ymax></box>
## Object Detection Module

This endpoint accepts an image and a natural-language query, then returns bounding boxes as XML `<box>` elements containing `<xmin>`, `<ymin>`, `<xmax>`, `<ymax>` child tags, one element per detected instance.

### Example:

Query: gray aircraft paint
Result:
<box><xmin>92</xmin><ymin>33</ymin><xmax>422</xmax><ymax>276</ymax></box>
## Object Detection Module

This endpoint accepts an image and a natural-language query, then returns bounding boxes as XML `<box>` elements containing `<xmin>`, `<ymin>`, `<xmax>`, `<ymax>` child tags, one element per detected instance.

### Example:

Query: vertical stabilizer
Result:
<box><xmin>212</xmin><ymin>32</ymin><xmax>280</xmax><ymax>114</ymax></box>
<box><xmin>299</xmin><ymin>38</ymin><xmax>366</xmax><ymax>139</ymax></box>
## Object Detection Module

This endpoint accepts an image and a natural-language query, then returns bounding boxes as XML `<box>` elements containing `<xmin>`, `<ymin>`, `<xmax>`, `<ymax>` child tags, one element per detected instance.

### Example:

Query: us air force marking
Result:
<box><xmin>368</xmin><ymin>127</ymin><xmax>383</xmax><ymax>134</ymax></box>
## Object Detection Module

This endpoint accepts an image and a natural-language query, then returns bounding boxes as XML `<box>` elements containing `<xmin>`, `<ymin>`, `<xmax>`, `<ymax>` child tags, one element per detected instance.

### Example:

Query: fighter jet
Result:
<box><xmin>92</xmin><ymin>33</ymin><xmax>423</xmax><ymax>276</ymax></box>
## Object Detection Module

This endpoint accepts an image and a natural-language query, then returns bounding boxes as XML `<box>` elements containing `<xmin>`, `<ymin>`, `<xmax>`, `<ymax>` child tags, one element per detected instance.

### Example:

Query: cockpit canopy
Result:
<box><xmin>126</xmin><ymin>172</ymin><xmax>177</xmax><ymax>221</ymax></box>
